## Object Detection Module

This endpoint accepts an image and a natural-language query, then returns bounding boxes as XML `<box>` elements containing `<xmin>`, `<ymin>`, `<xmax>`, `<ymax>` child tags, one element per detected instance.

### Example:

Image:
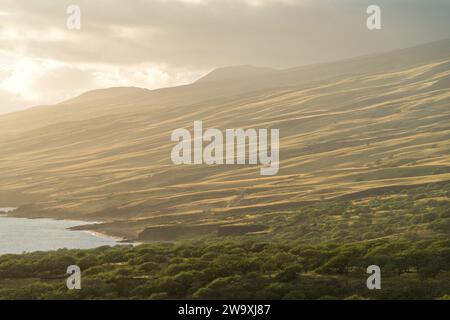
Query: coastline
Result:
<box><xmin>0</xmin><ymin>207</ymin><xmax>137</xmax><ymax>248</ymax></box>
<box><xmin>3</xmin><ymin>206</ymin><xmax>138</xmax><ymax>242</ymax></box>
<box><xmin>82</xmin><ymin>229</ymin><xmax>138</xmax><ymax>245</ymax></box>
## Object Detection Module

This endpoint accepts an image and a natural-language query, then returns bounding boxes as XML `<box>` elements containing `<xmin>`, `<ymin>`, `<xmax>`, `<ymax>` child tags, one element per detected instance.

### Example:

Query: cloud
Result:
<box><xmin>0</xmin><ymin>0</ymin><xmax>450</xmax><ymax>114</ymax></box>
<box><xmin>0</xmin><ymin>56</ymin><xmax>204</xmax><ymax>114</ymax></box>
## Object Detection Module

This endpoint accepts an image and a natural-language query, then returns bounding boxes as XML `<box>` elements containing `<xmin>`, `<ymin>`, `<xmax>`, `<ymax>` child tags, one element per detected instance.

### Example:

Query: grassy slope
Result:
<box><xmin>0</xmin><ymin>40</ymin><xmax>449</xmax><ymax>240</ymax></box>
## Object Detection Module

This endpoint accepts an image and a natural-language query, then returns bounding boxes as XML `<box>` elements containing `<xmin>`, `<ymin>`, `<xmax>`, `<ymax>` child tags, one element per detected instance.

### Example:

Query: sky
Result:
<box><xmin>1</xmin><ymin>0</ymin><xmax>450</xmax><ymax>114</ymax></box>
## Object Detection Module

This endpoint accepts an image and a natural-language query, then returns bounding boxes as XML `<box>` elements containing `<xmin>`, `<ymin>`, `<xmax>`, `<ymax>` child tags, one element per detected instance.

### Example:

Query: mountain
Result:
<box><xmin>196</xmin><ymin>65</ymin><xmax>277</xmax><ymax>83</ymax></box>
<box><xmin>1</xmin><ymin>39</ymin><xmax>450</xmax><ymax>240</ymax></box>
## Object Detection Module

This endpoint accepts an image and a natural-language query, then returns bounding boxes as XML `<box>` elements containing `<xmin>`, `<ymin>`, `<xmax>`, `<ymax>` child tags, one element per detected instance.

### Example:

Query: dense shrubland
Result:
<box><xmin>1</xmin><ymin>182</ymin><xmax>450</xmax><ymax>300</ymax></box>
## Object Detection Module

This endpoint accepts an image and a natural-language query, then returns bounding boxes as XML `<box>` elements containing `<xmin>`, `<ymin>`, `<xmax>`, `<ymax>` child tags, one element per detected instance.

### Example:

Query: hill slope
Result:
<box><xmin>1</xmin><ymin>39</ymin><xmax>450</xmax><ymax>240</ymax></box>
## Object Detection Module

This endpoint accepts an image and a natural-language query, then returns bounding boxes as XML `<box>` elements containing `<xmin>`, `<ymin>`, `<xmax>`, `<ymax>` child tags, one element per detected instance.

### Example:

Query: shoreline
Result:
<box><xmin>82</xmin><ymin>229</ymin><xmax>139</xmax><ymax>245</ymax></box>
<box><xmin>1</xmin><ymin>207</ymin><xmax>126</xmax><ymax>239</ymax></box>
<box><xmin>0</xmin><ymin>208</ymin><xmax>138</xmax><ymax>247</ymax></box>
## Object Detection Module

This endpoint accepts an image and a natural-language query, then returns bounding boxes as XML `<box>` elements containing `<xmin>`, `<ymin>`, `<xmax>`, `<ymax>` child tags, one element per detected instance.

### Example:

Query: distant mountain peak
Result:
<box><xmin>196</xmin><ymin>65</ymin><xmax>276</xmax><ymax>84</ymax></box>
<box><xmin>75</xmin><ymin>86</ymin><xmax>150</xmax><ymax>99</ymax></box>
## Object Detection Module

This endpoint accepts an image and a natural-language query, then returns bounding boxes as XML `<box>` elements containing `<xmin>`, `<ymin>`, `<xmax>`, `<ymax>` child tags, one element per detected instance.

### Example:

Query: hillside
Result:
<box><xmin>1</xmin><ymin>39</ymin><xmax>450</xmax><ymax>240</ymax></box>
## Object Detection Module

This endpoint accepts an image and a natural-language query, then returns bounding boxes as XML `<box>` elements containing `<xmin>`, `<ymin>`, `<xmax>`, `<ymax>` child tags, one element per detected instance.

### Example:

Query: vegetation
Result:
<box><xmin>0</xmin><ymin>238</ymin><xmax>449</xmax><ymax>300</ymax></box>
<box><xmin>1</xmin><ymin>182</ymin><xmax>450</xmax><ymax>300</ymax></box>
<box><xmin>260</xmin><ymin>182</ymin><xmax>450</xmax><ymax>243</ymax></box>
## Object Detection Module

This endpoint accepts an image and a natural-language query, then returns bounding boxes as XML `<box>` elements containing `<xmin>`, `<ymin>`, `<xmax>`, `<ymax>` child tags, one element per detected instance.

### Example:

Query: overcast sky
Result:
<box><xmin>1</xmin><ymin>0</ymin><xmax>450</xmax><ymax>114</ymax></box>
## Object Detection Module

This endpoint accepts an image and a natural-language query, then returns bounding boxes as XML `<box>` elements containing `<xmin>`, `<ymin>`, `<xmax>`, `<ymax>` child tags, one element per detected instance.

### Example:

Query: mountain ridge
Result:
<box><xmin>195</xmin><ymin>65</ymin><xmax>277</xmax><ymax>84</ymax></box>
<box><xmin>1</xmin><ymin>39</ymin><xmax>450</xmax><ymax>240</ymax></box>
<box><xmin>0</xmin><ymin>39</ymin><xmax>450</xmax><ymax>119</ymax></box>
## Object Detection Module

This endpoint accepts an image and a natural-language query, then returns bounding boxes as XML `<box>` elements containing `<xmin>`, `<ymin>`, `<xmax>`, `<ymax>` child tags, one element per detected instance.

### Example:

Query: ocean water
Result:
<box><xmin>0</xmin><ymin>208</ymin><xmax>120</xmax><ymax>255</ymax></box>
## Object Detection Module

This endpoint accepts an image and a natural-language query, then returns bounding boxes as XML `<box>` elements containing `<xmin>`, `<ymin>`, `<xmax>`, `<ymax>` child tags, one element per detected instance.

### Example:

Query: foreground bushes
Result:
<box><xmin>1</xmin><ymin>182</ymin><xmax>450</xmax><ymax>300</ymax></box>
<box><xmin>0</xmin><ymin>238</ymin><xmax>449</xmax><ymax>300</ymax></box>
